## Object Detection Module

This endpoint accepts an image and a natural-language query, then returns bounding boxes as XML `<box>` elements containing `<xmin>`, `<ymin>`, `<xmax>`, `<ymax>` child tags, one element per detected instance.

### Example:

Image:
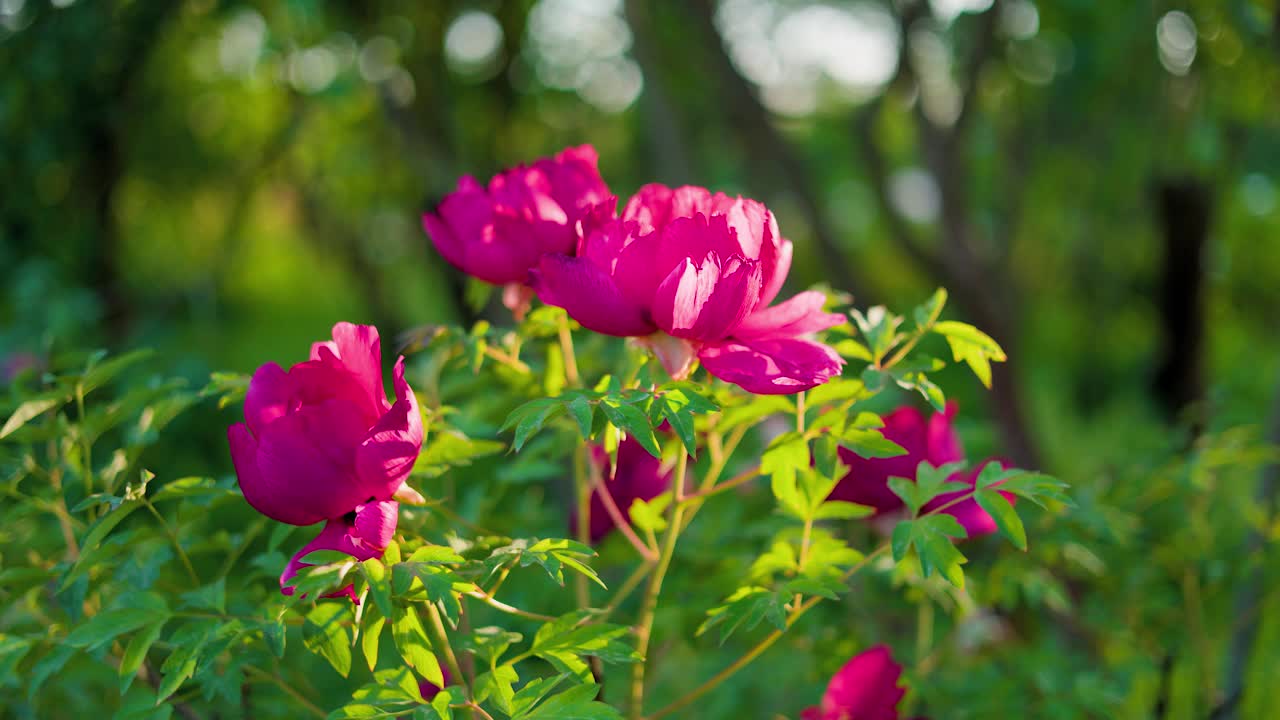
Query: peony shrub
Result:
<box><xmin>1</xmin><ymin>146</ymin><xmax>1072</xmax><ymax>719</ymax></box>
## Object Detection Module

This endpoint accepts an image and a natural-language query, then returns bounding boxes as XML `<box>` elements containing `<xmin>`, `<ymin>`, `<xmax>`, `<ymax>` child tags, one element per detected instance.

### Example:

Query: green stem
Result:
<box><xmin>558</xmin><ymin>316</ymin><xmax>581</xmax><ymax>387</ymax></box>
<box><xmin>424</xmin><ymin>602</ymin><xmax>468</xmax><ymax>699</ymax></box>
<box><xmin>597</xmin><ymin>561</ymin><xmax>655</xmax><ymax>622</ymax></box>
<box><xmin>795</xmin><ymin>390</ymin><xmax>806</xmax><ymax>434</ymax></box>
<box><xmin>464</xmin><ymin>590</ymin><xmax>556</xmax><ymax>623</ymax></box>
<box><xmin>76</xmin><ymin>382</ymin><xmax>92</xmax><ymax>498</ymax></box>
<box><xmin>143</xmin><ymin>500</ymin><xmax>199</xmax><ymax>585</ymax></box>
<box><xmin>629</xmin><ymin>452</ymin><xmax>688</xmax><ymax>720</ymax></box>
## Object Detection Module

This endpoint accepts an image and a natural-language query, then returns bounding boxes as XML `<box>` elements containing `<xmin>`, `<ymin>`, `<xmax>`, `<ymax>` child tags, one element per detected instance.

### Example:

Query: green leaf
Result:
<box><xmin>474</xmin><ymin>666</ymin><xmax>519</xmax><ymax>715</ymax></box>
<box><xmin>179</xmin><ymin>578</ymin><xmax>226</xmax><ymax>614</ymax></box>
<box><xmin>839</xmin><ymin>428</ymin><xmax>906</xmax><ymax>460</ymax></box>
<box><xmin>889</xmin><ymin>461</ymin><xmax>969</xmax><ymax>516</ymax></box>
<box><xmin>717</xmin><ymin>394</ymin><xmax>792</xmax><ymax>433</ymax></box>
<box><xmin>531</xmin><ymin>611</ymin><xmax>639</xmax><ymax>665</ymax></box>
<box><xmin>414</xmin><ymin>430</ymin><xmax>505</xmax><ymax>478</ymax></box>
<box><xmin>261</xmin><ymin>616</ymin><xmax>286</xmax><ymax>658</ymax></box>
<box><xmin>391</xmin><ymin>605</ymin><xmax>442</xmax><ymax>687</ymax></box>
<box><xmin>806</xmin><ymin>378</ymin><xmax>868</xmax><ymax>407</ymax></box>
<box><xmin>119</xmin><ymin>620</ymin><xmax>167</xmax><ymax>694</ymax></box>
<box><xmin>567</xmin><ymin>395</ymin><xmax>594</xmax><ymax>439</ymax></box>
<box><xmin>975</xmin><ymin>489</ymin><xmax>1027</xmax><ymax>550</ymax></box>
<box><xmin>0</xmin><ymin>396</ymin><xmax>64</xmax><ymax>440</ymax></box>
<box><xmin>360</xmin><ymin>608</ymin><xmax>385</xmax><ymax>673</ymax></box>
<box><xmin>832</xmin><ymin>339</ymin><xmax>874</xmax><ymax>362</ymax></box>
<box><xmin>361</xmin><ymin>559</ymin><xmax>393</xmax><ymax>618</ymax></box>
<box><xmin>305</xmin><ymin>604</ymin><xmax>354</xmax><ymax>678</ymax></box>
<box><xmin>81</xmin><ymin>349</ymin><xmax>154</xmax><ymax>395</ymax></box>
<box><xmin>407</xmin><ymin>545</ymin><xmax>466</xmax><ymax>564</ymax></box>
<box><xmin>813</xmin><ymin>500</ymin><xmax>875</xmax><ymax>520</ymax></box>
<box><xmin>600</xmin><ymin>400</ymin><xmax>661</xmax><ymax>458</ymax></box>
<box><xmin>913</xmin><ymin>288</ymin><xmax>948</xmax><ymax>329</ymax></box>
<box><xmin>156</xmin><ymin>625</ymin><xmax>211</xmax><ymax>702</ymax></box>
<box><xmin>151</xmin><ymin>477</ymin><xmax>233</xmax><ymax>503</ymax></box>
<box><xmin>510</xmin><ymin>674</ymin><xmax>571</xmax><ymax>717</ymax></box>
<box><xmin>850</xmin><ymin>306</ymin><xmax>905</xmax><ymax>361</ymax></box>
<box><xmin>892</xmin><ymin>370</ymin><xmax>947</xmax><ymax>412</ymax></box>
<box><xmin>698</xmin><ymin>586</ymin><xmax>788</xmax><ymax>643</ymax></box>
<box><xmin>762</xmin><ymin>432</ymin><xmax>810</xmax><ymax>518</ymax></box>
<box><xmin>517</xmin><ymin>683</ymin><xmax>621</xmax><ymax>720</ymax></box>
<box><xmin>628</xmin><ymin>492</ymin><xmax>671</xmax><ymax>535</ymax></box>
<box><xmin>933</xmin><ymin>321</ymin><xmax>1006</xmax><ymax>388</ymax></box>
<box><xmin>65</xmin><ymin>603</ymin><xmax>170</xmax><ymax>651</ymax></box>
<box><xmin>891</xmin><ymin>515</ymin><xmax>969</xmax><ymax>588</ymax></box>
<box><xmin>501</xmin><ymin>398</ymin><xmax>565</xmax><ymax>452</ymax></box>
<box><xmin>991</xmin><ymin>470</ymin><xmax>1072</xmax><ymax>508</ymax></box>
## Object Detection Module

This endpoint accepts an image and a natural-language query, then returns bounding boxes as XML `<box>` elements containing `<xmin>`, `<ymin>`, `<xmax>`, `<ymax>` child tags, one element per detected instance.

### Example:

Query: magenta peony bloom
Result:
<box><xmin>419</xmin><ymin>666</ymin><xmax>453</xmax><ymax>702</ymax></box>
<box><xmin>828</xmin><ymin>402</ymin><xmax>1012</xmax><ymax>538</ymax></box>
<box><xmin>227</xmin><ymin>322</ymin><xmax>423</xmax><ymax>596</ymax></box>
<box><xmin>574</xmin><ymin>436</ymin><xmax>673</xmax><ymax>544</ymax></box>
<box><xmin>828</xmin><ymin>402</ymin><xmax>964</xmax><ymax>515</ymax></box>
<box><xmin>533</xmin><ymin>184</ymin><xmax>844</xmax><ymax>394</ymax></box>
<box><xmin>802</xmin><ymin>645</ymin><xmax>920</xmax><ymax>720</ymax></box>
<box><xmin>422</xmin><ymin>145</ymin><xmax>610</xmax><ymax>314</ymax></box>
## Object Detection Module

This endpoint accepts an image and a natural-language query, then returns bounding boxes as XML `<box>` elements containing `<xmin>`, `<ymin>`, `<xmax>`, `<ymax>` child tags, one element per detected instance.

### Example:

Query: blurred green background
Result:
<box><xmin>3</xmin><ymin>0</ymin><xmax>1279</xmax><ymax>717</ymax></box>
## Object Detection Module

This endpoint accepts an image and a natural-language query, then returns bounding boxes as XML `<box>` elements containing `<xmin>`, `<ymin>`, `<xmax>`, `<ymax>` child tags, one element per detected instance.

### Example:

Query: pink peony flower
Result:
<box><xmin>574</xmin><ymin>436</ymin><xmax>673</xmax><ymax>544</ymax></box>
<box><xmin>802</xmin><ymin>645</ymin><xmax>921</xmax><ymax>720</ymax></box>
<box><xmin>828</xmin><ymin>402</ymin><xmax>1013</xmax><ymax>538</ymax></box>
<box><xmin>532</xmin><ymin>184</ymin><xmax>844</xmax><ymax>394</ymax></box>
<box><xmin>227</xmin><ymin>322</ymin><xmax>423</xmax><ymax>596</ymax></box>
<box><xmin>828</xmin><ymin>403</ymin><xmax>964</xmax><ymax>516</ymax></box>
<box><xmin>422</xmin><ymin>145</ymin><xmax>610</xmax><ymax>314</ymax></box>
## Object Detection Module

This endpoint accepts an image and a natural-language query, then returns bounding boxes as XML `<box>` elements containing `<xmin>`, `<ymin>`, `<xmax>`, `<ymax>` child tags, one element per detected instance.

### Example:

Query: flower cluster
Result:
<box><xmin>423</xmin><ymin>146</ymin><xmax>844</xmax><ymax>395</ymax></box>
<box><xmin>227</xmin><ymin>323</ymin><xmax>423</xmax><ymax>599</ymax></box>
<box><xmin>830</xmin><ymin>401</ymin><xmax>1013</xmax><ymax>538</ymax></box>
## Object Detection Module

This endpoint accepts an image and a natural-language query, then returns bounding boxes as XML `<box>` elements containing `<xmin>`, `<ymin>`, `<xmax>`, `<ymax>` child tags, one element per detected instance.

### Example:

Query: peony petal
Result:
<box><xmin>230</xmin><ymin>422</ymin><xmax>323</xmax><ymax>526</ymax></box>
<box><xmin>819</xmin><ymin>645</ymin><xmax>906</xmax><ymax>720</ymax></box>
<box><xmin>355</xmin><ymin>358</ymin><xmax>425</xmax><ymax>501</ymax></box>
<box><xmin>653</xmin><ymin>257</ymin><xmax>718</xmax><ymax>339</ymax></box>
<box><xmin>244</xmin><ymin>363</ymin><xmax>294</xmax><ymax>436</ymax></box>
<box><xmin>280</xmin><ymin>500</ymin><xmax>399</xmax><ymax>600</ymax></box>
<box><xmin>539</xmin><ymin>144</ymin><xmax>611</xmax><ymax>218</ymax></box>
<box><xmin>734</xmin><ymin>291</ymin><xmax>844</xmax><ymax>341</ymax></box>
<box><xmin>253</xmin><ymin>399</ymin><xmax>373</xmax><ymax>523</ymax></box>
<box><xmin>757</xmin><ymin>226</ymin><xmax>792</xmax><ymax>309</ymax></box>
<box><xmin>925</xmin><ymin>401</ymin><xmax>964</xmax><ymax>465</ymax></box>
<box><xmin>653</xmin><ymin>214</ymin><xmax>742</xmax><ymax>284</ymax></box>
<box><xmin>329</xmin><ymin>322</ymin><xmax>390</xmax><ymax>415</ymax></box>
<box><xmin>533</xmin><ymin>254</ymin><xmax>657</xmax><ymax>337</ymax></box>
<box><xmin>697</xmin><ymin>337</ymin><xmax>844</xmax><ymax>395</ymax></box>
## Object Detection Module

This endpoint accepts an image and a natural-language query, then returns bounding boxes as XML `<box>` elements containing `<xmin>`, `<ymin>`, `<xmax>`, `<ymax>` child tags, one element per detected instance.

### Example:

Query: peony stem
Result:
<box><xmin>464</xmin><ymin>589</ymin><xmax>557</xmax><ymax>623</ymax></box>
<box><xmin>423</xmin><ymin>602</ymin><xmax>468</xmax><ymax>700</ymax></box>
<box><xmin>629</xmin><ymin>451</ymin><xmax>689</xmax><ymax>720</ymax></box>
<box><xmin>558</xmin><ymin>315</ymin><xmax>581</xmax><ymax>387</ymax></box>
<box><xmin>143</xmin><ymin>499</ymin><xmax>200</xmax><ymax>585</ymax></box>
<box><xmin>586</xmin><ymin>451</ymin><xmax>659</xmax><ymax>561</ymax></box>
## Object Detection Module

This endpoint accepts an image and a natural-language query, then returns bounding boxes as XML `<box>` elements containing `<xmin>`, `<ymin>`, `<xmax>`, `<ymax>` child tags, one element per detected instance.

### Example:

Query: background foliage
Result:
<box><xmin>2</xmin><ymin>0</ymin><xmax>1279</xmax><ymax>718</ymax></box>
